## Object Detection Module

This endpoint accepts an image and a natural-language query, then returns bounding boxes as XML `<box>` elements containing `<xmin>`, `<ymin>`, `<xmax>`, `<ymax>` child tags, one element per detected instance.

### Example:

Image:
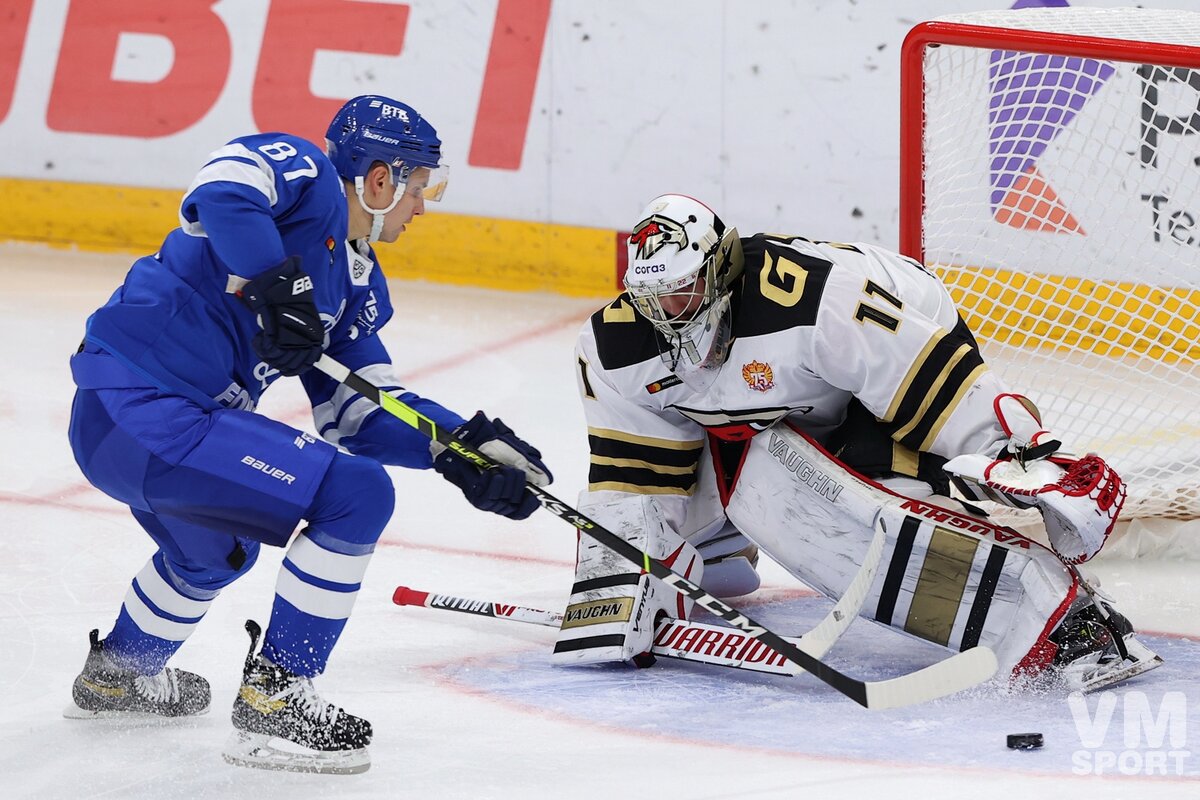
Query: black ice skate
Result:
<box><xmin>1049</xmin><ymin>598</ymin><xmax>1163</xmax><ymax>693</ymax></box>
<box><xmin>64</xmin><ymin>629</ymin><xmax>211</xmax><ymax>719</ymax></box>
<box><xmin>221</xmin><ymin>620</ymin><xmax>371</xmax><ymax>775</ymax></box>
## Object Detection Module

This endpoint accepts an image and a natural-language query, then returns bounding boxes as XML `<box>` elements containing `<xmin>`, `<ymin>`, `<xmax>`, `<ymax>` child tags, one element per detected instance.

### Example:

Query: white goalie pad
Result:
<box><xmin>723</xmin><ymin>424</ymin><xmax>1078</xmax><ymax>678</ymax></box>
<box><xmin>552</xmin><ymin>495</ymin><xmax>703</xmax><ymax>665</ymax></box>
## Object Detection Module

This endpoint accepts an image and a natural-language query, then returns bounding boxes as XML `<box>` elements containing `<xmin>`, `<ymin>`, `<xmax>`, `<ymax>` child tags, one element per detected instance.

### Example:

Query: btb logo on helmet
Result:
<box><xmin>629</xmin><ymin>214</ymin><xmax>689</xmax><ymax>261</ymax></box>
<box><xmin>369</xmin><ymin>99</ymin><xmax>410</xmax><ymax>122</ymax></box>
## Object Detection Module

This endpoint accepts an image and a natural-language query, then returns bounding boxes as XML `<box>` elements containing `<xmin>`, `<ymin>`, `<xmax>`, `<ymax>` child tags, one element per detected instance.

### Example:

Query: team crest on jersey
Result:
<box><xmin>742</xmin><ymin>360</ymin><xmax>774</xmax><ymax>392</ymax></box>
<box><xmin>629</xmin><ymin>215</ymin><xmax>688</xmax><ymax>260</ymax></box>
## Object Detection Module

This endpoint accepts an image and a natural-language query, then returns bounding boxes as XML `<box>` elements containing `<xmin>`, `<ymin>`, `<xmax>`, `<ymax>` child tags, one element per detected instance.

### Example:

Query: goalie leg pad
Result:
<box><xmin>552</xmin><ymin>495</ymin><xmax>703</xmax><ymax>666</ymax></box>
<box><xmin>724</xmin><ymin>424</ymin><xmax>1079</xmax><ymax>678</ymax></box>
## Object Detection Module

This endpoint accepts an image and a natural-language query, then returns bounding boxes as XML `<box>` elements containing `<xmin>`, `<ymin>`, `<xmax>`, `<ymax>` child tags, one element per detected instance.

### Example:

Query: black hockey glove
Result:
<box><xmin>434</xmin><ymin>412</ymin><xmax>552</xmax><ymax>521</ymax></box>
<box><xmin>238</xmin><ymin>256</ymin><xmax>324</xmax><ymax>376</ymax></box>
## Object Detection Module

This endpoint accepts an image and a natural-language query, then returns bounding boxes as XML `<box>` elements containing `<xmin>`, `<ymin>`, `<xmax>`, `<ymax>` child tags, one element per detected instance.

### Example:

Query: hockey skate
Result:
<box><xmin>1048</xmin><ymin>599</ymin><xmax>1163</xmax><ymax>693</ymax></box>
<box><xmin>64</xmin><ymin>629</ymin><xmax>211</xmax><ymax>719</ymax></box>
<box><xmin>222</xmin><ymin>620</ymin><xmax>371</xmax><ymax>775</ymax></box>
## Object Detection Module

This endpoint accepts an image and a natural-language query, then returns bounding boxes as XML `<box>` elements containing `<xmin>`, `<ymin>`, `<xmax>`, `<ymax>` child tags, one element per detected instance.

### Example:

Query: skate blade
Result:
<box><xmin>63</xmin><ymin>701</ymin><xmax>211</xmax><ymax>720</ymax></box>
<box><xmin>221</xmin><ymin>730</ymin><xmax>370</xmax><ymax>775</ymax></box>
<box><xmin>1077</xmin><ymin>637</ymin><xmax>1165</xmax><ymax>694</ymax></box>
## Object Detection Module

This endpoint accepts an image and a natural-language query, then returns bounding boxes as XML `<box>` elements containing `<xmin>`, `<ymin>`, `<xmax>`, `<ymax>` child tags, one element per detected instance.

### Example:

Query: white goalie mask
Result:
<box><xmin>623</xmin><ymin>194</ymin><xmax>743</xmax><ymax>391</ymax></box>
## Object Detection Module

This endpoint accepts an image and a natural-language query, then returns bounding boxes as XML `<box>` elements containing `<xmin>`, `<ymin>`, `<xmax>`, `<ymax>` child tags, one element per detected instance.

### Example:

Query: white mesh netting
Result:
<box><xmin>913</xmin><ymin>8</ymin><xmax>1200</xmax><ymax>525</ymax></box>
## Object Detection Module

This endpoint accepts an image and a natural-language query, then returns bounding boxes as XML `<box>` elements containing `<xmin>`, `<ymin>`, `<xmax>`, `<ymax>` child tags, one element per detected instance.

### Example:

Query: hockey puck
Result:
<box><xmin>1007</xmin><ymin>732</ymin><xmax>1044</xmax><ymax>750</ymax></box>
<box><xmin>631</xmin><ymin>652</ymin><xmax>657</xmax><ymax>669</ymax></box>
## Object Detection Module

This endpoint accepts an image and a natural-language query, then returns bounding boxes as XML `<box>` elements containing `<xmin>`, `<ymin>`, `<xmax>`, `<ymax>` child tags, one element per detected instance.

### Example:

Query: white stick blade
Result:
<box><xmin>863</xmin><ymin>646</ymin><xmax>998</xmax><ymax>710</ymax></box>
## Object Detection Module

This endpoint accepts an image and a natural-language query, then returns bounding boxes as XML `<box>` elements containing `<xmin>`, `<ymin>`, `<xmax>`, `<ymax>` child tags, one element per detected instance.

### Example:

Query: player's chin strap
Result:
<box><xmin>310</xmin><ymin>353</ymin><xmax>997</xmax><ymax>709</ymax></box>
<box><xmin>353</xmin><ymin>177</ymin><xmax>403</xmax><ymax>242</ymax></box>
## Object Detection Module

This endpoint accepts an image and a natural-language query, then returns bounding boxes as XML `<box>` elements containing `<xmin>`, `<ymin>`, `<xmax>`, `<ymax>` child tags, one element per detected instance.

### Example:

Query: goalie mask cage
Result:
<box><xmin>900</xmin><ymin>8</ymin><xmax>1200</xmax><ymax>529</ymax></box>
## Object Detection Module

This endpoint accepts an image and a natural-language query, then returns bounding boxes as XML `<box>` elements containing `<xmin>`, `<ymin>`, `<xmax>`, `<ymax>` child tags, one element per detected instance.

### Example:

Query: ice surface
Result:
<box><xmin>2</xmin><ymin>245</ymin><xmax>1198</xmax><ymax>799</ymax></box>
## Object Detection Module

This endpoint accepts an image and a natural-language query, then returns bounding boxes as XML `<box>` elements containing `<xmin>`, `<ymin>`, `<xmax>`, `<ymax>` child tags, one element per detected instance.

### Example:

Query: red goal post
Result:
<box><xmin>899</xmin><ymin>8</ymin><xmax>1200</xmax><ymax>552</ymax></box>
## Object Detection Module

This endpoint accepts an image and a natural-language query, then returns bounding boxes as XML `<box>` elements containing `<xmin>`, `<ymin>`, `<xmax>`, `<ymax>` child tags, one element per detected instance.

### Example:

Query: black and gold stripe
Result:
<box><xmin>877</xmin><ymin>515</ymin><xmax>1010</xmax><ymax>652</ymax></box>
<box><xmin>826</xmin><ymin>399</ymin><xmax>951</xmax><ymax>494</ymax></box>
<box><xmin>587</xmin><ymin>427</ymin><xmax>703</xmax><ymax>494</ymax></box>
<box><xmin>883</xmin><ymin>316</ymin><xmax>988</xmax><ymax>453</ymax></box>
<box><xmin>904</xmin><ymin>526</ymin><xmax>980</xmax><ymax>647</ymax></box>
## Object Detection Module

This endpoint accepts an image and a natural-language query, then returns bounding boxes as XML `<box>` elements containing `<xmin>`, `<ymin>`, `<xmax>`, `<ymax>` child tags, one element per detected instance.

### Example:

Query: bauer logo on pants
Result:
<box><xmin>561</xmin><ymin>597</ymin><xmax>634</xmax><ymax>628</ymax></box>
<box><xmin>240</xmin><ymin>455</ymin><xmax>297</xmax><ymax>485</ymax></box>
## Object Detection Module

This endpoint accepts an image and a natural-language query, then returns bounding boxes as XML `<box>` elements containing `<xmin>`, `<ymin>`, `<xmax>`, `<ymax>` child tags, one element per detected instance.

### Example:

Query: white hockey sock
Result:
<box><xmin>106</xmin><ymin>552</ymin><xmax>219</xmax><ymax>672</ymax></box>
<box><xmin>265</xmin><ymin>528</ymin><xmax>374</xmax><ymax>675</ymax></box>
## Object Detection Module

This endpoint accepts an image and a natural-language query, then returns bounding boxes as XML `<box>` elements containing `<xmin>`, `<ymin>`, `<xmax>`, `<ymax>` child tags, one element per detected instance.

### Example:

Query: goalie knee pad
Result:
<box><xmin>552</xmin><ymin>495</ymin><xmax>702</xmax><ymax>666</ymax></box>
<box><xmin>693</xmin><ymin>522</ymin><xmax>761</xmax><ymax>598</ymax></box>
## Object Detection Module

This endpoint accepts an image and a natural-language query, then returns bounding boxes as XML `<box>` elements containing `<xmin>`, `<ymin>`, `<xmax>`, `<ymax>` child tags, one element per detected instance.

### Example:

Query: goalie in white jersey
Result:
<box><xmin>555</xmin><ymin>193</ymin><xmax>1161</xmax><ymax>692</ymax></box>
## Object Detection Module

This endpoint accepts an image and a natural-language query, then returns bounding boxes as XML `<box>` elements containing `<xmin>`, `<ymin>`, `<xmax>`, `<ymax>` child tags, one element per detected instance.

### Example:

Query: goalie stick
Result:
<box><xmin>395</xmin><ymin>585</ymin><xmax>800</xmax><ymax>676</ymax></box>
<box><xmin>393</xmin><ymin>516</ymin><xmax>890</xmax><ymax>676</ymax></box>
<box><xmin>315</xmin><ymin>354</ymin><xmax>998</xmax><ymax>708</ymax></box>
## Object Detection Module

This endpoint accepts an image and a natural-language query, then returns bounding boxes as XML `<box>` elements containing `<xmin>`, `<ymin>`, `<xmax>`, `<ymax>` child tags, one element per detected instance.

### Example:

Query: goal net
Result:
<box><xmin>901</xmin><ymin>8</ymin><xmax>1200</xmax><ymax>553</ymax></box>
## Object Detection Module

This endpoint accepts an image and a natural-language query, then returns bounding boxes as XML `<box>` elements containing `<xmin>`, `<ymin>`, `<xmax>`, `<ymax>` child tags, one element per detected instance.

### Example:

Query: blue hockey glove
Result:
<box><xmin>238</xmin><ymin>256</ymin><xmax>324</xmax><ymax>376</ymax></box>
<box><xmin>434</xmin><ymin>412</ymin><xmax>552</xmax><ymax>520</ymax></box>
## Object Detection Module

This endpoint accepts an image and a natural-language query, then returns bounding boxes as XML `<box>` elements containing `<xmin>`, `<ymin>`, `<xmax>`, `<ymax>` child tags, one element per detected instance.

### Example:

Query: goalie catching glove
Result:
<box><xmin>945</xmin><ymin>394</ymin><xmax>1126</xmax><ymax>564</ymax></box>
<box><xmin>433</xmin><ymin>411</ymin><xmax>552</xmax><ymax>520</ymax></box>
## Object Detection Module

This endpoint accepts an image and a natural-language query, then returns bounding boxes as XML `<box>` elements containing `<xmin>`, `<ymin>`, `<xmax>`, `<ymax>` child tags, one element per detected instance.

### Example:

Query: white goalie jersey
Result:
<box><xmin>575</xmin><ymin>234</ymin><xmax>1014</xmax><ymax>520</ymax></box>
<box><xmin>561</xmin><ymin>231</ymin><xmax>1149</xmax><ymax>685</ymax></box>
<box><xmin>558</xmin><ymin>212</ymin><xmax>1152</xmax><ymax>686</ymax></box>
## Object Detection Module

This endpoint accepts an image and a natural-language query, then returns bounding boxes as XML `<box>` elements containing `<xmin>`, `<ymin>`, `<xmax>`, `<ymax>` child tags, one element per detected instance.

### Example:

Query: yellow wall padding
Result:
<box><xmin>940</xmin><ymin>265</ymin><xmax>1200</xmax><ymax>364</ymax></box>
<box><xmin>0</xmin><ymin>177</ymin><xmax>618</xmax><ymax>297</ymax></box>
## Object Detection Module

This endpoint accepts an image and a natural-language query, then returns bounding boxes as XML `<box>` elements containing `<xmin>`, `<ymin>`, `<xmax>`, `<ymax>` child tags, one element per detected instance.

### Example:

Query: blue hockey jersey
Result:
<box><xmin>79</xmin><ymin>133</ymin><xmax>464</xmax><ymax>469</ymax></box>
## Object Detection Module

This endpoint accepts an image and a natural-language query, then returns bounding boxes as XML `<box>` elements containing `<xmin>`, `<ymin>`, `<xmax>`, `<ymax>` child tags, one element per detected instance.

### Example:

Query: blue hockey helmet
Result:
<box><xmin>325</xmin><ymin>95</ymin><xmax>448</xmax><ymax>202</ymax></box>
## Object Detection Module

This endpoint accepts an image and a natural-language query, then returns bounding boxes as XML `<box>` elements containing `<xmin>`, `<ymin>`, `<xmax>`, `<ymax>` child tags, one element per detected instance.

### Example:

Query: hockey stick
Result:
<box><xmin>315</xmin><ymin>355</ymin><xmax>997</xmax><ymax>708</ymax></box>
<box><xmin>394</xmin><ymin>517</ymin><xmax>885</xmax><ymax>677</ymax></box>
<box><xmin>393</xmin><ymin>585</ymin><xmax>799</xmax><ymax>676</ymax></box>
<box><xmin>794</xmin><ymin>514</ymin><xmax>886</xmax><ymax>659</ymax></box>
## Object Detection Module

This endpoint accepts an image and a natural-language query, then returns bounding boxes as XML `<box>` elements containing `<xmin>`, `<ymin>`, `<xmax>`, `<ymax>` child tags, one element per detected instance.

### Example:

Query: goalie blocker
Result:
<box><xmin>557</xmin><ymin>422</ymin><xmax>1159</xmax><ymax>689</ymax></box>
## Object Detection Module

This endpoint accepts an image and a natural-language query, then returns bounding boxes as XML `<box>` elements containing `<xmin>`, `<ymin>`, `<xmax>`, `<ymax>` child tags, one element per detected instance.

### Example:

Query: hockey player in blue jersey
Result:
<box><xmin>64</xmin><ymin>95</ymin><xmax>551</xmax><ymax>774</ymax></box>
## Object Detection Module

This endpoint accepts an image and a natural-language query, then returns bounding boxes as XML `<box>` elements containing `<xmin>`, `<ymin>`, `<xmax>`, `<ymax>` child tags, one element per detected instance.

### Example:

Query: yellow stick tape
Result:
<box><xmin>0</xmin><ymin>177</ymin><xmax>618</xmax><ymax>297</ymax></box>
